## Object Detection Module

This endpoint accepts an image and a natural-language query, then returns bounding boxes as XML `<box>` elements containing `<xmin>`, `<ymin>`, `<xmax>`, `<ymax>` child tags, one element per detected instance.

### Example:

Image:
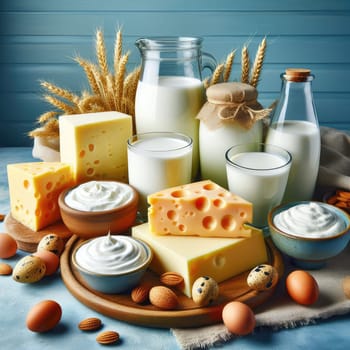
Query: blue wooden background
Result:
<box><xmin>0</xmin><ymin>0</ymin><xmax>349</xmax><ymax>146</ymax></box>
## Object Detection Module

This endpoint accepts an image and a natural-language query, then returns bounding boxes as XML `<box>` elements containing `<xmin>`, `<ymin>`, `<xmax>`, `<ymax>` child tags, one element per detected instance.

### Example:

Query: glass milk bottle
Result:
<box><xmin>198</xmin><ymin>82</ymin><xmax>270</xmax><ymax>188</ymax></box>
<box><xmin>265</xmin><ymin>68</ymin><xmax>321</xmax><ymax>202</ymax></box>
<box><xmin>134</xmin><ymin>37</ymin><xmax>216</xmax><ymax>178</ymax></box>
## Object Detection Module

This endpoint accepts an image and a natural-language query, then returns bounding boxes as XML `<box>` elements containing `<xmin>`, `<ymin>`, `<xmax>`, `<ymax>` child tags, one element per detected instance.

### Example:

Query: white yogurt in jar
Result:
<box><xmin>64</xmin><ymin>181</ymin><xmax>134</xmax><ymax>212</ymax></box>
<box><xmin>273</xmin><ymin>202</ymin><xmax>346</xmax><ymax>238</ymax></box>
<box><xmin>75</xmin><ymin>234</ymin><xmax>149</xmax><ymax>274</ymax></box>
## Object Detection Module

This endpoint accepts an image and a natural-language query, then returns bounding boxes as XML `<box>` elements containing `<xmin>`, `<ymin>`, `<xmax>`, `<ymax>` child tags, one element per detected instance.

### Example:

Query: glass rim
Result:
<box><xmin>135</xmin><ymin>36</ymin><xmax>203</xmax><ymax>50</ymax></box>
<box><xmin>225</xmin><ymin>142</ymin><xmax>292</xmax><ymax>171</ymax></box>
<box><xmin>127</xmin><ymin>131</ymin><xmax>193</xmax><ymax>153</ymax></box>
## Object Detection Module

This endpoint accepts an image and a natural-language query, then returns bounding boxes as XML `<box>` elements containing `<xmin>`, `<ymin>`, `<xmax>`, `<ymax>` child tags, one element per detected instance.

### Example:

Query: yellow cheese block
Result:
<box><xmin>132</xmin><ymin>223</ymin><xmax>268</xmax><ymax>297</ymax></box>
<box><xmin>7</xmin><ymin>162</ymin><xmax>74</xmax><ymax>231</ymax></box>
<box><xmin>148</xmin><ymin>180</ymin><xmax>252</xmax><ymax>238</ymax></box>
<box><xmin>59</xmin><ymin>111</ymin><xmax>132</xmax><ymax>183</ymax></box>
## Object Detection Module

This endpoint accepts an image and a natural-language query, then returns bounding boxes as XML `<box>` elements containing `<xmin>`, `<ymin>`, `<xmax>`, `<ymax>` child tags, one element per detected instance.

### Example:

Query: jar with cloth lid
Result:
<box><xmin>197</xmin><ymin>82</ymin><xmax>271</xmax><ymax>188</ymax></box>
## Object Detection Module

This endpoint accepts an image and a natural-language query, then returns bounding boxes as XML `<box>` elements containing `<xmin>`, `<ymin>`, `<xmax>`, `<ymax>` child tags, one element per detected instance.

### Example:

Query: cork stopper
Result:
<box><xmin>284</xmin><ymin>68</ymin><xmax>311</xmax><ymax>82</ymax></box>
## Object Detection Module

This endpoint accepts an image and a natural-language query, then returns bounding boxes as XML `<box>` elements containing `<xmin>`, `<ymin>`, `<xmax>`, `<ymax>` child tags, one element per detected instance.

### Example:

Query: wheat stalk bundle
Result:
<box><xmin>29</xmin><ymin>29</ymin><xmax>140</xmax><ymax>138</ymax></box>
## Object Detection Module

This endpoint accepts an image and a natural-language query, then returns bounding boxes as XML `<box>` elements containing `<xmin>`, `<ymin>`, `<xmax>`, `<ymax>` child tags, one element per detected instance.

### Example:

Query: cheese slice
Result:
<box><xmin>132</xmin><ymin>223</ymin><xmax>268</xmax><ymax>297</ymax></box>
<box><xmin>7</xmin><ymin>162</ymin><xmax>74</xmax><ymax>231</ymax></box>
<box><xmin>148</xmin><ymin>180</ymin><xmax>252</xmax><ymax>238</ymax></box>
<box><xmin>59</xmin><ymin>111</ymin><xmax>132</xmax><ymax>183</ymax></box>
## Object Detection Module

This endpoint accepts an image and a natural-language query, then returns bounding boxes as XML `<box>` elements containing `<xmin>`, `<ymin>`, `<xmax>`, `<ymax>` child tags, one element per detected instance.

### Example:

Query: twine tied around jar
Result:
<box><xmin>197</xmin><ymin>82</ymin><xmax>272</xmax><ymax>130</ymax></box>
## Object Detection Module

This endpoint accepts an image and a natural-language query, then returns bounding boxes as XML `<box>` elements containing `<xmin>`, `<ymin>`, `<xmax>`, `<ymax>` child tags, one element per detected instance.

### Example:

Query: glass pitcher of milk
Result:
<box><xmin>134</xmin><ymin>37</ymin><xmax>216</xmax><ymax>177</ymax></box>
<box><xmin>265</xmin><ymin>68</ymin><xmax>321</xmax><ymax>202</ymax></box>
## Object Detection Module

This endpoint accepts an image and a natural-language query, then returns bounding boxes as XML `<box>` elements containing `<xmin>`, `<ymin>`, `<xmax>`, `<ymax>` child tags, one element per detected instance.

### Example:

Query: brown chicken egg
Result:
<box><xmin>0</xmin><ymin>233</ymin><xmax>17</xmax><ymax>258</ymax></box>
<box><xmin>286</xmin><ymin>270</ymin><xmax>319</xmax><ymax>306</ymax></box>
<box><xmin>222</xmin><ymin>301</ymin><xmax>256</xmax><ymax>335</ymax></box>
<box><xmin>33</xmin><ymin>250</ymin><xmax>60</xmax><ymax>276</ymax></box>
<box><xmin>26</xmin><ymin>300</ymin><xmax>62</xmax><ymax>332</ymax></box>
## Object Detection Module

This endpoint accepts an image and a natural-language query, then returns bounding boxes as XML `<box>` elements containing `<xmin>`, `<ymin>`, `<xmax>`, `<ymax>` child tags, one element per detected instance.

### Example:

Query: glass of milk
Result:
<box><xmin>127</xmin><ymin>132</ymin><xmax>193</xmax><ymax>218</ymax></box>
<box><xmin>225</xmin><ymin>143</ymin><xmax>292</xmax><ymax>229</ymax></box>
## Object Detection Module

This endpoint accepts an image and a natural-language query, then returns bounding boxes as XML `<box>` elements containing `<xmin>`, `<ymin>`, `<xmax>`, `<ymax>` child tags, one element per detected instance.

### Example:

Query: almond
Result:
<box><xmin>78</xmin><ymin>317</ymin><xmax>102</xmax><ymax>331</ymax></box>
<box><xmin>131</xmin><ymin>284</ymin><xmax>151</xmax><ymax>304</ymax></box>
<box><xmin>0</xmin><ymin>262</ymin><xmax>12</xmax><ymax>275</ymax></box>
<box><xmin>96</xmin><ymin>330</ymin><xmax>120</xmax><ymax>345</ymax></box>
<box><xmin>160</xmin><ymin>271</ymin><xmax>184</xmax><ymax>287</ymax></box>
<box><xmin>149</xmin><ymin>286</ymin><xmax>179</xmax><ymax>310</ymax></box>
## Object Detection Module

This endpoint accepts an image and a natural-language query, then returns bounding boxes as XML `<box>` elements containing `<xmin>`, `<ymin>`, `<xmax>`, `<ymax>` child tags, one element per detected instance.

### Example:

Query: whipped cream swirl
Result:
<box><xmin>65</xmin><ymin>181</ymin><xmax>133</xmax><ymax>211</ymax></box>
<box><xmin>273</xmin><ymin>202</ymin><xmax>346</xmax><ymax>238</ymax></box>
<box><xmin>75</xmin><ymin>234</ymin><xmax>149</xmax><ymax>274</ymax></box>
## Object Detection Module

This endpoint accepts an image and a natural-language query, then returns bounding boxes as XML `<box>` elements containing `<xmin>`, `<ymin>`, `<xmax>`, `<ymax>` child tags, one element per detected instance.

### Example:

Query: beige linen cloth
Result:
<box><xmin>172</xmin><ymin>127</ymin><xmax>350</xmax><ymax>350</ymax></box>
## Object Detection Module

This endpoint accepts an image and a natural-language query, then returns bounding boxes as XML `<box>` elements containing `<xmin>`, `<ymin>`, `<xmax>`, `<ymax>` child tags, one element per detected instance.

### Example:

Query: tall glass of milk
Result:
<box><xmin>265</xmin><ymin>68</ymin><xmax>320</xmax><ymax>203</ymax></box>
<box><xmin>127</xmin><ymin>132</ymin><xmax>193</xmax><ymax>218</ymax></box>
<box><xmin>226</xmin><ymin>143</ymin><xmax>292</xmax><ymax>228</ymax></box>
<box><xmin>135</xmin><ymin>37</ymin><xmax>216</xmax><ymax>178</ymax></box>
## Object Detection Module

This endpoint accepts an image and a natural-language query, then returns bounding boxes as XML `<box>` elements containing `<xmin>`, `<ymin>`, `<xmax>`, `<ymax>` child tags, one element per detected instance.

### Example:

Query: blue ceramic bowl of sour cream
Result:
<box><xmin>268</xmin><ymin>201</ymin><xmax>350</xmax><ymax>269</ymax></box>
<box><xmin>72</xmin><ymin>234</ymin><xmax>152</xmax><ymax>294</ymax></box>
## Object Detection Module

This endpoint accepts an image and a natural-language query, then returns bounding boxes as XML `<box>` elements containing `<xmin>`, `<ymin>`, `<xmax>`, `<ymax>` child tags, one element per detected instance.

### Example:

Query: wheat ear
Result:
<box><xmin>95</xmin><ymin>29</ymin><xmax>109</xmax><ymax>95</ymax></box>
<box><xmin>223</xmin><ymin>50</ymin><xmax>236</xmax><ymax>82</ymax></box>
<box><xmin>241</xmin><ymin>45</ymin><xmax>250</xmax><ymax>84</ymax></box>
<box><xmin>114</xmin><ymin>29</ymin><xmax>123</xmax><ymax>76</ymax></box>
<box><xmin>43</xmin><ymin>95</ymin><xmax>77</xmax><ymax>114</ymax></box>
<box><xmin>74</xmin><ymin>57</ymin><xmax>100</xmax><ymax>96</ymax></box>
<box><xmin>210</xmin><ymin>63</ymin><xmax>225</xmax><ymax>86</ymax></box>
<box><xmin>40</xmin><ymin>81</ymin><xmax>79</xmax><ymax>106</ymax></box>
<box><xmin>115</xmin><ymin>52</ymin><xmax>129</xmax><ymax>110</ymax></box>
<box><xmin>123</xmin><ymin>66</ymin><xmax>140</xmax><ymax>116</ymax></box>
<box><xmin>78</xmin><ymin>95</ymin><xmax>106</xmax><ymax>113</ymax></box>
<box><xmin>28</xmin><ymin>118</ymin><xmax>59</xmax><ymax>138</ymax></box>
<box><xmin>250</xmin><ymin>37</ymin><xmax>267</xmax><ymax>88</ymax></box>
<box><xmin>37</xmin><ymin>111</ymin><xmax>59</xmax><ymax>124</ymax></box>
<box><xmin>96</xmin><ymin>29</ymin><xmax>109</xmax><ymax>77</ymax></box>
<box><xmin>106</xmin><ymin>73</ymin><xmax>117</xmax><ymax>110</ymax></box>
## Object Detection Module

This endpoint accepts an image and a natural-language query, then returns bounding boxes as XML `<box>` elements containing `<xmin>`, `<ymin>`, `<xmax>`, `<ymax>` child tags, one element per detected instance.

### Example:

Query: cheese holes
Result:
<box><xmin>79</xmin><ymin>150</ymin><xmax>85</xmax><ymax>158</ymax></box>
<box><xmin>88</xmin><ymin>144</ymin><xmax>94</xmax><ymax>152</ymax></box>
<box><xmin>203</xmin><ymin>216</ymin><xmax>217</xmax><ymax>230</ymax></box>
<box><xmin>213</xmin><ymin>198</ymin><xmax>225</xmax><ymax>208</ymax></box>
<box><xmin>86</xmin><ymin>167</ymin><xmax>95</xmax><ymax>176</ymax></box>
<box><xmin>240</xmin><ymin>211</ymin><xmax>247</xmax><ymax>219</ymax></box>
<box><xmin>203</xmin><ymin>183</ymin><xmax>219</xmax><ymax>191</ymax></box>
<box><xmin>171</xmin><ymin>189</ymin><xmax>191</xmax><ymax>198</ymax></box>
<box><xmin>178</xmin><ymin>224</ymin><xmax>186</xmax><ymax>232</ymax></box>
<box><xmin>195</xmin><ymin>197</ymin><xmax>210</xmax><ymax>211</ymax></box>
<box><xmin>23</xmin><ymin>179</ymin><xmax>30</xmax><ymax>189</ymax></box>
<box><xmin>214</xmin><ymin>254</ymin><xmax>226</xmax><ymax>268</ymax></box>
<box><xmin>221</xmin><ymin>215</ymin><xmax>237</xmax><ymax>231</ymax></box>
<box><xmin>46</xmin><ymin>182</ymin><xmax>53</xmax><ymax>191</ymax></box>
<box><xmin>167</xmin><ymin>210</ymin><xmax>178</xmax><ymax>221</ymax></box>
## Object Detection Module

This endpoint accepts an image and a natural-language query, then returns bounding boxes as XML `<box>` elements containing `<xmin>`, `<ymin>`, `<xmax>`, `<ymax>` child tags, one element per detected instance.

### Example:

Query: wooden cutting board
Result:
<box><xmin>60</xmin><ymin>235</ymin><xmax>283</xmax><ymax>328</ymax></box>
<box><xmin>4</xmin><ymin>213</ymin><xmax>72</xmax><ymax>252</ymax></box>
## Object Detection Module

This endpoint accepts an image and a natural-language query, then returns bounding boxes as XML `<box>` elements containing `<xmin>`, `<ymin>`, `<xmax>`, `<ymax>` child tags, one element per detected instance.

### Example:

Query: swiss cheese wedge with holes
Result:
<box><xmin>148</xmin><ymin>180</ymin><xmax>253</xmax><ymax>238</ymax></box>
<box><xmin>59</xmin><ymin>111</ymin><xmax>132</xmax><ymax>183</ymax></box>
<box><xmin>7</xmin><ymin>162</ymin><xmax>74</xmax><ymax>231</ymax></box>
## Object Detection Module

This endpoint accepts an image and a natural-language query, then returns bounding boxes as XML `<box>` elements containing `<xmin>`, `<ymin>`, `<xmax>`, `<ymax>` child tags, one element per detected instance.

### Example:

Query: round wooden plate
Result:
<box><xmin>4</xmin><ymin>213</ymin><xmax>72</xmax><ymax>252</ymax></box>
<box><xmin>61</xmin><ymin>235</ymin><xmax>283</xmax><ymax>328</ymax></box>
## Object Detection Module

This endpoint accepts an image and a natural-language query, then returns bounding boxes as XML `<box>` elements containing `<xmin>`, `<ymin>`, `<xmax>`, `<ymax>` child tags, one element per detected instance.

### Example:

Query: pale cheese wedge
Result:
<box><xmin>132</xmin><ymin>222</ymin><xmax>267</xmax><ymax>297</ymax></box>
